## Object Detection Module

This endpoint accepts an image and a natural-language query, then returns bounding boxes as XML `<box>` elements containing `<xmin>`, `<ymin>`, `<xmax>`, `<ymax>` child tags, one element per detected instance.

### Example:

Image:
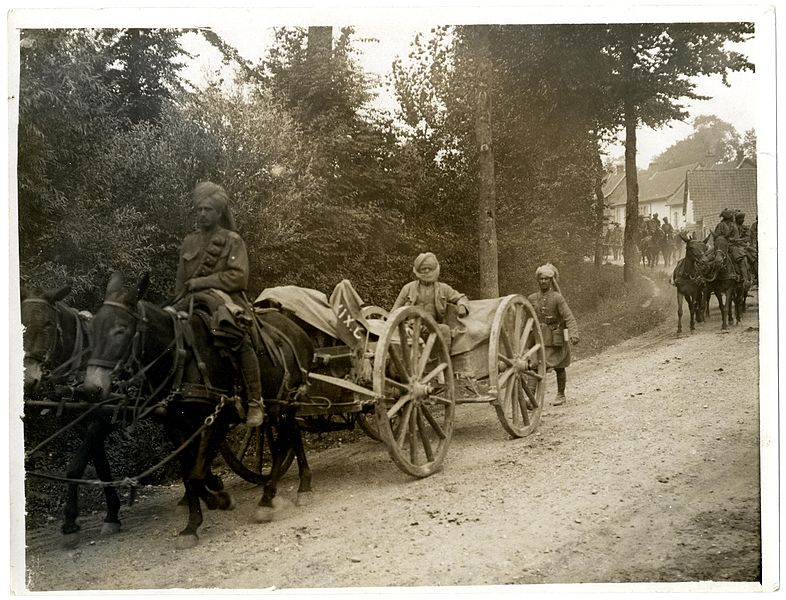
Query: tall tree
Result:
<box><xmin>597</xmin><ymin>23</ymin><xmax>754</xmax><ymax>281</ymax></box>
<box><xmin>467</xmin><ymin>26</ymin><xmax>499</xmax><ymax>298</ymax></box>
<box><xmin>98</xmin><ymin>28</ymin><xmax>188</xmax><ymax>124</ymax></box>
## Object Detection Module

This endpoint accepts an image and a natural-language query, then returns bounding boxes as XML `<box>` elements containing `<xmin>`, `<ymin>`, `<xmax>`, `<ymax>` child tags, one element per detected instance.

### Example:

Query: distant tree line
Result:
<box><xmin>17</xmin><ymin>24</ymin><xmax>753</xmax><ymax>308</ymax></box>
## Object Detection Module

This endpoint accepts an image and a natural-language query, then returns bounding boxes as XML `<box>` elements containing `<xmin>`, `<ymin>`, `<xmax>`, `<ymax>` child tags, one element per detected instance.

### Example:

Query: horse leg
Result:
<box><xmin>256</xmin><ymin>421</ymin><xmax>292</xmax><ymax>522</ymax></box>
<box><xmin>89</xmin><ymin>421</ymin><xmax>122</xmax><ymax>535</ymax></box>
<box><xmin>183</xmin><ymin>422</ymin><xmax>233</xmax><ymax>513</ymax></box>
<box><xmin>291</xmin><ymin>419</ymin><xmax>313</xmax><ymax>506</ymax></box>
<box><xmin>717</xmin><ymin>291</ymin><xmax>728</xmax><ymax>330</ymax></box>
<box><xmin>687</xmin><ymin>292</ymin><xmax>696</xmax><ymax>332</ymax></box>
<box><xmin>62</xmin><ymin>435</ymin><xmax>92</xmax><ymax>547</ymax></box>
<box><xmin>676</xmin><ymin>291</ymin><xmax>684</xmax><ymax>334</ymax></box>
<box><xmin>191</xmin><ymin>421</ymin><xmax>235</xmax><ymax>512</ymax></box>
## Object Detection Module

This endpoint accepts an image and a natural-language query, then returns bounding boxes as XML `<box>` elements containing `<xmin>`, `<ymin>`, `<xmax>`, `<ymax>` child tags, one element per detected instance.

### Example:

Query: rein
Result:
<box><xmin>22</xmin><ymin>299</ymin><xmax>89</xmax><ymax>382</ymax></box>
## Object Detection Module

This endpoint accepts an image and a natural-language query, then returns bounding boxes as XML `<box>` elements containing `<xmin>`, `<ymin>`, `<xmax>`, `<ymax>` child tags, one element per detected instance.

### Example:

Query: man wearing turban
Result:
<box><xmin>174</xmin><ymin>181</ymin><xmax>264</xmax><ymax>427</ymax></box>
<box><xmin>713</xmin><ymin>208</ymin><xmax>748</xmax><ymax>284</ymax></box>
<box><xmin>392</xmin><ymin>252</ymin><xmax>470</xmax><ymax>348</ymax></box>
<box><xmin>527</xmin><ymin>264</ymin><xmax>579</xmax><ymax>406</ymax></box>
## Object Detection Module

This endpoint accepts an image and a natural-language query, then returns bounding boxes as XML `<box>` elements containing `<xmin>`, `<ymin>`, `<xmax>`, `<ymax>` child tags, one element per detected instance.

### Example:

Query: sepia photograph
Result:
<box><xmin>7</xmin><ymin>2</ymin><xmax>779</xmax><ymax>595</ymax></box>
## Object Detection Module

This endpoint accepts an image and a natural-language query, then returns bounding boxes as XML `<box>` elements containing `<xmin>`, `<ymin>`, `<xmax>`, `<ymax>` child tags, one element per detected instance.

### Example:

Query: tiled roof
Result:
<box><xmin>605</xmin><ymin>162</ymin><xmax>700</xmax><ymax>207</ymax></box>
<box><xmin>684</xmin><ymin>169</ymin><xmax>758</xmax><ymax>229</ymax></box>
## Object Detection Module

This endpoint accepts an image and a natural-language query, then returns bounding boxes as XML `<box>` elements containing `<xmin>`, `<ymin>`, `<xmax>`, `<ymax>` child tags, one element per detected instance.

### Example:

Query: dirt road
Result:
<box><xmin>23</xmin><ymin>295</ymin><xmax>763</xmax><ymax>592</ymax></box>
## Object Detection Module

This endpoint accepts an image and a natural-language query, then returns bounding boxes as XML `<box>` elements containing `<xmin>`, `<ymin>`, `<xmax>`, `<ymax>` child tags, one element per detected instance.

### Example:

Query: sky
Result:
<box><xmin>180</xmin><ymin>21</ymin><xmax>759</xmax><ymax>170</ymax></box>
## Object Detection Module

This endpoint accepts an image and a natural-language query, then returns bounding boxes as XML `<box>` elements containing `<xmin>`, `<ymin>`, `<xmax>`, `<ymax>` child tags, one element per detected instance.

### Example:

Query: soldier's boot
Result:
<box><xmin>239</xmin><ymin>342</ymin><xmax>264</xmax><ymax>427</ymax></box>
<box><xmin>553</xmin><ymin>368</ymin><xmax>567</xmax><ymax>406</ymax></box>
<box><xmin>553</xmin><ymin>393</ymin><xmax>566</xmax><ymax>406</ymax></box>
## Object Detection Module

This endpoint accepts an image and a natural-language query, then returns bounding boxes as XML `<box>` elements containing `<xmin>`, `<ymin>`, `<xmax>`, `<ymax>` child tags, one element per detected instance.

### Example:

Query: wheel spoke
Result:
<box><xmin>498</xmin><ymin>366</ymin><xmax>516</xmax><ymax>389</ymax></box>
<box><xmin>428</xmin><ymin>394</ymin><xmax>453</xmax><ymax>406</ymax></box>
<box><xmin>513</xmin><ymin>305</ymin><xmax>523</xmax><ymax>353</ymax></box>
<box><xmin>237</xmin><ymin>427</ymin><xmax>254</xmax><ymax>460</ymax></box>
<box><xmin>384</xmin><ymin>376</ymin><xmax>410</xmax><ymax>392</ymax></box>
<box><xmin>497</xmin><ymin>353</ymin><xmax>514</xmax><ymax>368</ymax></box>
<box><xmin>517</xmin><ymin>379</ymin><xmax>530</xmax><ymax>425</ymax></box>
<box><xmin>395</xmin><ymin>401</ymin><xmax>415</xmax><ymax>447</ymax></box>
<box><xmin>508</xmin><ymin>374</ymin><xmax>519</xmax><ymax>424</ymax></box>
<box><xmin>410</xmin><ymin>317</ymin><xmax>422</xmax><ymax>375</ymax></box>
<box><xmin>408</xmin><ymin>403</ymin><xmax>418</xmax><ymax>463</ymax></box>
<box><xmin>420</xmin><ymin>403</ymin><xmax>446</xmax><ymax>439</ymax></box>
<box><xmin>386</xmin><ymin>393</ymin><xmax>413</xmax><ymax>419</ymax></box>
<box><xmin>389</xmin><ymin>343</ymin><xmax>411</xmax><ymax>383</ymax></box>
<box><xmin>521</xmin><ymin>377</ymin><xmax>538</xmax><ymax>409</ymax></box>
<box><xmin>522</xmin><ymin>343</ymin><xmax>542</xmax><ymax>361</ymax></box>
<box><xmin>422</xmin><ymin>362</ymin><xmax>448</xmax><ymax>384</ymax></box>
<box><xmin>416</xmin><ymin>332</ymin><xmax>438</xmax><ymax>379</ymax></box>
<box><xmin>500</xmin><ymin>326</ymin><xmax>514</xmax><ymax>358</ymax></box>
<box><xmin>396</xmin><ymin>321</ymin><xmax>412</xmax><ymax>371</ymax></box>
<box><xmin>524</xmin><ymin>369</ymin><xmax>544</xmax><ymax>381</ymax></box>
<box><xmin>518</xmin><ymin>317</ymin><xmax>535</xmax><ymax>354</ymax></box>
<box><xmin>416</xmin><ymin>406</ymin><xmax>435</xmax><ymax>462</ymax></box>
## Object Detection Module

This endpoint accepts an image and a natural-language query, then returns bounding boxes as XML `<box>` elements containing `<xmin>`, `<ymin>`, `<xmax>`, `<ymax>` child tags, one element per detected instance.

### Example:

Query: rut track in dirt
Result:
<box><xmin>22</xmin><ymin>289</ymin><xmax>762</xmax><ymax>592</ymax></box>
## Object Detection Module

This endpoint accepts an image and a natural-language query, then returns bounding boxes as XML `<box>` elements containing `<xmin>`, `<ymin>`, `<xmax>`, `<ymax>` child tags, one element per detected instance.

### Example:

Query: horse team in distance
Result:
<box><xmin>671</xmin><ymin>209</ymin><xmax>758</xmax><ymax>333</ymax></box>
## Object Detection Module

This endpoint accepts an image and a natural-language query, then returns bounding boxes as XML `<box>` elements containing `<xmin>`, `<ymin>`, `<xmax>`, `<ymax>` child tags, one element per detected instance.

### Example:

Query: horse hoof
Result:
<box><xmin>175</xmin><ymin>534</ymin><xmax>199</xmax><ymax>550</ymax></box>
<box><xmin>255</xmin><ymin>506</ymin><xmax>277</xmax><ymax>523</ymax></box>
<box><xmin>296</xmin><ymin>491</ymin><xmax>314</xmax><ymax>507</ymax></box>
<box><xmin>100</xmin><ymin>521</ymin><xmax>121</xmax><ymax>535</ymax></box>
<box><xmin>218</xmin><ymin>491</ymin><xmax>236</xmax><ymax>511</ymax></box>
<box><xmin>62</xmin><ymin>533</ymin><xmax>80</xmax><ymax>549</ymax></box>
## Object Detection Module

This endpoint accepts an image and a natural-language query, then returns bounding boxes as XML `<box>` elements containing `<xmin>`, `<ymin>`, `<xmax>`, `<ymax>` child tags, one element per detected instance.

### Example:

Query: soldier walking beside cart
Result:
<box><xmin>527</xmin><ymin>264</ymin><xmax>579</xmax><ymax>406</ymax></box>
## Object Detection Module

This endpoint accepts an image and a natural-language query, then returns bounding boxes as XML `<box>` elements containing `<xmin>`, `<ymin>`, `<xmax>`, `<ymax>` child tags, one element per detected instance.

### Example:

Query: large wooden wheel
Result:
<box><xmin>220</xmin><ymin>423</ymin><xmax>295</xmax><ymax>484</ymax></box>
<box><xmin>373</xmin><ymin>306</ymin><xmax>455</xmax><ymax>477</ymax></box>
<box><xmin>488</xmin><ymin>294</ymin><xmax>546</xmax><ymax>438</ymax></box>
<box><xmin>353</xmin><ymin>305</ymin><xmax>389</xmax><ymax>442</ymax></box>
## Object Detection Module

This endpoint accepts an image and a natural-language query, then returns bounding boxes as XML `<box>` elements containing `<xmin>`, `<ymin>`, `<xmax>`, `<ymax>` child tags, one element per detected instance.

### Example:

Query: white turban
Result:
<box><xmin>535</xmin><ymin>263</ymin><xmax>558</xmax><ymax>280</ymax></box>
<box><xmin>413</xmin><ymin>252</ymin><xmax>440</xmax><ymax>283</ymax></box>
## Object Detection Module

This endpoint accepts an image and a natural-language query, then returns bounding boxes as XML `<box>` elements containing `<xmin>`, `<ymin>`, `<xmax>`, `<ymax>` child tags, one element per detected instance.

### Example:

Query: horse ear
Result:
<box><xmin>106</xmin><ymin>272</ymin><xmax>124</xmax><ymax>298</ymax></box>
<box><xmin>136</xmin><ymin>272</ymin><xmax>151</xmax><ymax>301</ymax></box>
<box><xmin>43</xmin><ymin>285</ymin><xmax>72</xmax><ymax>304</ymax></box>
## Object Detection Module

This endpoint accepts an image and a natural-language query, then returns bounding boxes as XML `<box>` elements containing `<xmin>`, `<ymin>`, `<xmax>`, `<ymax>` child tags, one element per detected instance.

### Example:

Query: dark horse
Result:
<box><xmin>699</xmin><ymin>237</ymin><xmax>741</xmax><ymax>331</ymax></box>
<box><xmin>21</xmin><ymin>285</ymin><xmax>90</xmax><ymax>395</ymax></box>
<box><xmin>21</xmin><ymin>286</ymin><xmax>127</xmax><ymax>546</ymax></box>
<box><xmin>637</xmin><ymin>234</ymin><xmax>662</xmax><ymax>268</ymax></box>
<box><xmin>82</xmin><ymin>272</ymin><xmax>315</xmax><ymax>548</ymax></box>
<box><xmin>671</xmin><ymin>235</ymin><xmax>706</xmax><ymax>334</ymax></box>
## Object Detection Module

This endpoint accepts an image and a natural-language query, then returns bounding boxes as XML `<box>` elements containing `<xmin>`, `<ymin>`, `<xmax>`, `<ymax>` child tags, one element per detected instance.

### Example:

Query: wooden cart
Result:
<box><xmin>221</xmin><ymin>284</ymin><xmax>547</xmax><ymax>480</ymax></box>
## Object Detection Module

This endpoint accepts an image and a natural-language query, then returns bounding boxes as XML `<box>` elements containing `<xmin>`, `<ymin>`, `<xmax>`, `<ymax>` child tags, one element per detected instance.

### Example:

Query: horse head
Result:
<box><xmin>83</xmin><ymin>272</ymin><xmax>150</xmax><ymax>399</ymax></box>
<box><xmin>21</xmin><ymin>284</ymin><xmax>72</xmax><ymax>393</ymax></box>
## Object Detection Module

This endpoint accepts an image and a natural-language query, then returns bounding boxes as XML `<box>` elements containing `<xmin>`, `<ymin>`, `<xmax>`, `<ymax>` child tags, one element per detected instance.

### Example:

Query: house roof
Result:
<box><xmin>605</xmin><ymin>162</ymin><xmax>701</xmax><ymax>208</ymax></box>
<box><xmin>684</xmin><ymin>169</ymin><xmax>758</xmax><ymax>229</ymax></box>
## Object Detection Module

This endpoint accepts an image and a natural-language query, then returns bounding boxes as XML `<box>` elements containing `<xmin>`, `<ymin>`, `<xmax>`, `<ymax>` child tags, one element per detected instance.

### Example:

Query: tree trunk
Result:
<box><xmin>593</xmin><ymin>148</ymin><xmax>607</xmax><ymax>270</ymax></box>
<box><xmin>472</xmin><ymin>26</ymin><xmax>499</xmax><ymax>298</ymax></box>
<box><xmin>622</xmin><ymin>97</ymin><xmax>640</xmax><ymax>283</ymax></box>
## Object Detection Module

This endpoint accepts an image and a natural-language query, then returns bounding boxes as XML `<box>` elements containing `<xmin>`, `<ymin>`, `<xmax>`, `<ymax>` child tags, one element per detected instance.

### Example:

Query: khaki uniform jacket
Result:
<box><xmin>527</xmin><ymin>290</ymin><xmax>579</xmax><ymax>369</ymax></box>
<box><xmin>391</xmin><ymin>281</ymin><xmax>469</xmax><ymax>323</ymax></box>
<box><xmin>175</xmin><ymin>227</ymin><xmax>249</xmax><ymax>298</ymax></box>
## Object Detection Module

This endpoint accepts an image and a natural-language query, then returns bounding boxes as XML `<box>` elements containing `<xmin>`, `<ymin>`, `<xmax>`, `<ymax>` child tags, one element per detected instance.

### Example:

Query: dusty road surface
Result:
<box><xmin>24</xmin><ymin>295</ymin><xmax>763</xmax><ymax>592</ymax></box>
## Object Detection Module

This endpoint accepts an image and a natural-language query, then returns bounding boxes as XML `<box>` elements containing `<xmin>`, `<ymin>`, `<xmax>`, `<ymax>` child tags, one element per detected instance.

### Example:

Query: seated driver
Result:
<box><xmin>392</xmin><ymin>252</ymin><xmax>469</xmax><ymax>348</ymax></box>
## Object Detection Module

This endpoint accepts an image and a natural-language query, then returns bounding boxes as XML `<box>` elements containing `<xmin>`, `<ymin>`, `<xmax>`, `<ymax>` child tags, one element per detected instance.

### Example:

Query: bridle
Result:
<box><xmin>22</xmin><ymin>298</ymin><xmax>89</xmax><ymax>382</ymax></box>
<box><xmin>86</xmin><ymin>300</ymin><xmax>205</xmax><ymax>407</ymax></box>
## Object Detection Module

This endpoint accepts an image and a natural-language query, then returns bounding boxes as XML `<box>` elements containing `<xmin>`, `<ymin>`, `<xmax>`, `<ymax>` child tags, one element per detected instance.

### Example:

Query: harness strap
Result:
<box><xmin>180</xmin><ymin>311</ymin><xmax>214</xmax><ymax>390</ymax></box>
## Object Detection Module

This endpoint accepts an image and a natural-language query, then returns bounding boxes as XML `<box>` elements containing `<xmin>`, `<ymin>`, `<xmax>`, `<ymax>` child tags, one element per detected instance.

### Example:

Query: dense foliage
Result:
<box><xmin>17</xmin><ymin>24</ymin><xmax>753</xmax><ymax>307</ymax></box>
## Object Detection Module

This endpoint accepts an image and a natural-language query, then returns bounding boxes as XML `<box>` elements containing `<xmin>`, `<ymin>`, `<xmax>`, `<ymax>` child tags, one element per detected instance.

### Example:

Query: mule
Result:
<box><xmin>698</xmin><ymin>238</ymin><xmax>740</xmax><ymax>331</ymax></box>
<box><xmin>83</xmin><ymin>272</ymin><xmax>315</xmax><ymax>549</ymax></box>
<box><xmin>671</xmin><ymin>236</ymin><xmax>706</xmax><ymax>334</ymax></box>
<box><xmin>21</xmin><ymin>285</ymin><xmax>90</xmax><ymax>395</ymax></box>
